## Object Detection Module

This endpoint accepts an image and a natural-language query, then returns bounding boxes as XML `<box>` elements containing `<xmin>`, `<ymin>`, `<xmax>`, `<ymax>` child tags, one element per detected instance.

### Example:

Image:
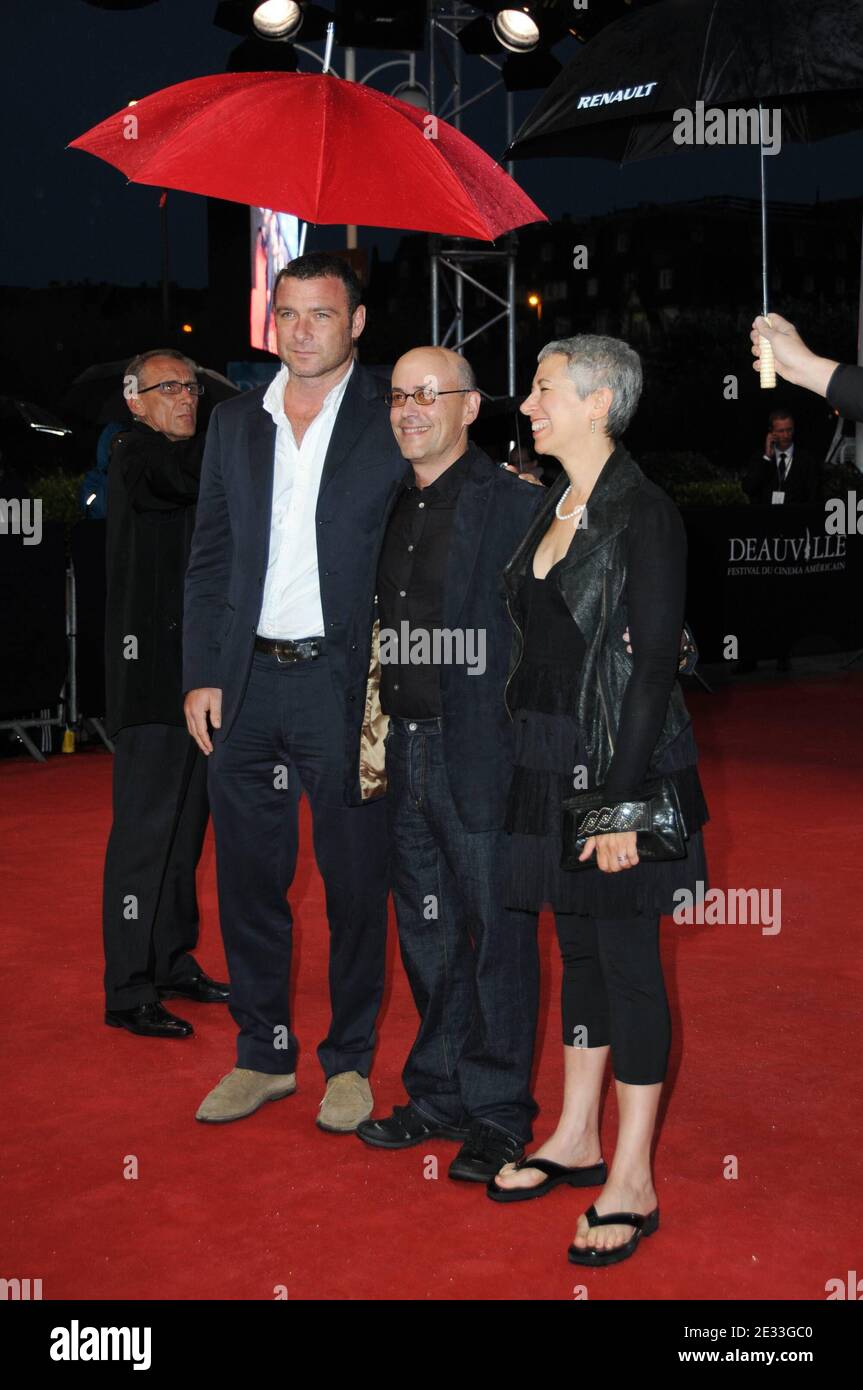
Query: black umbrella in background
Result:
<box><xmin>506</xmin><ymin>0</ymin><xmax>863</xmax><ymax>389</ymax></box>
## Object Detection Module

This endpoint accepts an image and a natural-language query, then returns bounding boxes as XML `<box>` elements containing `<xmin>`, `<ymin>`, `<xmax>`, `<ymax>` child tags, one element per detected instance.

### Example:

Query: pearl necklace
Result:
<box><xmin>555</xmin><ymin>485</ymin><xmax>587</xmax><ymax>522</ymax></box>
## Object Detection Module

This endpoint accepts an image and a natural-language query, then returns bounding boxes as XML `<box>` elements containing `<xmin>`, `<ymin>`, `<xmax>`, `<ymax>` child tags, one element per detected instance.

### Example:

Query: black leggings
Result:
<box><xmin>555</xmin><ymin>913</ymin><xmax>670</xmax><ymax>1085</ymax></box>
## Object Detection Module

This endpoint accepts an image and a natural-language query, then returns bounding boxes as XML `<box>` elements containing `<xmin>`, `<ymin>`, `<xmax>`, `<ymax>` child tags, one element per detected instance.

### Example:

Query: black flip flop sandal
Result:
<box><xmin>486</xmin><ymin>1156</ymin><xmax>607</xmax><ymax>1203</ymax></box>
<box><xmin>567</xmin><ymin>1204</ymin><xmax>660</xmax><ymax>1265</ymax></box>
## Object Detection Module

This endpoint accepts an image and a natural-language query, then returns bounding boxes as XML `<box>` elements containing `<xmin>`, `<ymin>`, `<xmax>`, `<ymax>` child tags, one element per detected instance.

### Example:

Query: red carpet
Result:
<box><xmin>2</xmin><ymin>676</ymin><xmax>861</xmax><ymax>1301</ymax></box>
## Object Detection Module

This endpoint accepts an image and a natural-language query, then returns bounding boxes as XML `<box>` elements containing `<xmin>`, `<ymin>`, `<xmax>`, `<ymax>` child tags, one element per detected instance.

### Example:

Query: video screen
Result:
<box><xmin>250</xmin><ymin>207</ymin><xmax>301</xmax><ymax>353</ymax></box>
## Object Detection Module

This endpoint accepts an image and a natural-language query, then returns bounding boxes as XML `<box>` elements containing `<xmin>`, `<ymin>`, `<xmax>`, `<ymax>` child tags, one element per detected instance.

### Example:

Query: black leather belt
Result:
<box><xmin>254</xmin><ymin>635</ymin><xmax>325</xmax><ymax>663</ymax></box>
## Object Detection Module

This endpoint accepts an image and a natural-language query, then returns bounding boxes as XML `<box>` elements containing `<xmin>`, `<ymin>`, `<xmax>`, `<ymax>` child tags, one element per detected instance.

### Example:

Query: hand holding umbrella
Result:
<box><xmin>750</xmin><ymin>312</ymin><xmax>840</xmax><ymax>397</ymax></box>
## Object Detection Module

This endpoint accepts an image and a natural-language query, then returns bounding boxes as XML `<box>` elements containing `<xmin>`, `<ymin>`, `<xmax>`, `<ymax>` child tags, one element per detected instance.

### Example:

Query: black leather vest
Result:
<box><xmin>501</xmin><ymin>444</ymin><xmax>693</xmax><ymax>787</ymax></box>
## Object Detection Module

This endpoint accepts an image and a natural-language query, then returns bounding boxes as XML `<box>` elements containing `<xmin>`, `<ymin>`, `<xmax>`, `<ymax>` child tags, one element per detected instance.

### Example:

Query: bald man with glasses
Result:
<box><xmin>102</xmin><ymin>349</ymin><xmax>229</xmax><ymax>1040</ymax></box>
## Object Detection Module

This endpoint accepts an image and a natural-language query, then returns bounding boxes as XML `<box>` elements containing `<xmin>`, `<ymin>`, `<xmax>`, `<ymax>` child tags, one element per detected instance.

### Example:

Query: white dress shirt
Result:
<box><xmin>257</xmin><ymin>360</ymin><xmax>354</xmax><ymax>639</ymax></box>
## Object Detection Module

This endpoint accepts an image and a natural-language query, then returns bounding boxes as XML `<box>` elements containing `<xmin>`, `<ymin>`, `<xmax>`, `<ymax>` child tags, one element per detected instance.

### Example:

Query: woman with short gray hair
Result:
<box><xmin>489</xmin><ymin>335</ymin><xmax>709</xmax><ymax>1268</ymax></box>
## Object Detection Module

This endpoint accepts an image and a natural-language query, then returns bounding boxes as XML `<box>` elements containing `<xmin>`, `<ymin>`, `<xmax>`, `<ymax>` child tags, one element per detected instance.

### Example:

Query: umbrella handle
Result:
<box><xmin>759</xmin><ymin>319</ymin><xmax>776</xmax><ymax>390</ymax></box>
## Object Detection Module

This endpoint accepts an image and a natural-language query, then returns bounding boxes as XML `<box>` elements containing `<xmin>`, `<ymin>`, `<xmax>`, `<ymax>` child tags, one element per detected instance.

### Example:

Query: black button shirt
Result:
<box><xmin>377</xmin><ymin>451</ymin><xmax>469</xmax><ymax>718</ymax></box>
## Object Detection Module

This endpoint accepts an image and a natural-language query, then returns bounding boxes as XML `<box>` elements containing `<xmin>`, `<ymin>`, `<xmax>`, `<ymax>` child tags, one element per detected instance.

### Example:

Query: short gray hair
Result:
<box><xmin>537</xmin><ymin>335</ymin><xmax>642</xmax><ymax>440</ymax></box>
<box><xmin>124</xmin><ymin>348</ymin><xmax>198</xmax><ymax>393</ymax></box>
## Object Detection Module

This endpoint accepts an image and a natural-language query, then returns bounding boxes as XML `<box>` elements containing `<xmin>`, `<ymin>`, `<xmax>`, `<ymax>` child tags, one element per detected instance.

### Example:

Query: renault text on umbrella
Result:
<box><xmin>576</xmin><ymin>82</ymin><xmax>658</xmax><ymax>109</ymax></box>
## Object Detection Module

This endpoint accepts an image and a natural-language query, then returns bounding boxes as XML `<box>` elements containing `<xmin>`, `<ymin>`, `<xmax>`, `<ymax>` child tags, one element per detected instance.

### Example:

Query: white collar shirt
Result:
<box><xmin>257</xmin><ymin>359</ymin><xmax>354</xmax><ymax>639</ymax></box>
<box><xmin>769</xmin><ymin>441</ymin><xmax>794</xmax><ymax>474</ymax></box>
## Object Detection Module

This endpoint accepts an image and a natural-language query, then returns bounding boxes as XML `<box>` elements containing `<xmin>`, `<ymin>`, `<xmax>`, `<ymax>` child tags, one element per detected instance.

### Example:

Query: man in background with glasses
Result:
<box><xmin>103</xmin><ymin>349</ymin><xmax>229</xmax><ymax>1039</ymax></box>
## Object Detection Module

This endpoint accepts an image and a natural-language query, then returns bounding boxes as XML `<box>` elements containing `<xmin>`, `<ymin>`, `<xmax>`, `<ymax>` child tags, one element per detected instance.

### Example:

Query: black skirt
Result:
<box><xmin>504</xmin><ymin>692</ymin><xmax>710</xmax><ymax>920</ymax></box>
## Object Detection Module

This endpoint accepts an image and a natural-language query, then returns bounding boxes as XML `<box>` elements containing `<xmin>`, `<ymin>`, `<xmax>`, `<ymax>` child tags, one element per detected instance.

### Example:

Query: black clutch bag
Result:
<box><xmin>561</xmin><ymin>777</ymin><xmax>688</xmax><ymax>872</ymax></box>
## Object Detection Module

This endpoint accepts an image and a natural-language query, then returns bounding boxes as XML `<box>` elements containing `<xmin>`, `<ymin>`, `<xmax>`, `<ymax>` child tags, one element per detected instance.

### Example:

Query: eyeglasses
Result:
<box><xmin>384</xmin><ymin>387</ymin><xmax>471</xmax><ymax>407</ymax></box>
<box><xmin>137</xmin><ymin>380</ymin><xmax>205</xmax><ymax>397</ymax></box>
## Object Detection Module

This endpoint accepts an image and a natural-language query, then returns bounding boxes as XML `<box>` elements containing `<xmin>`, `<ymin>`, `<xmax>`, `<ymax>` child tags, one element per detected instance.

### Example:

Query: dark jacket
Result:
<box><xmin>743</xmin><ymin>445</ymin><xmax>820</xmax><ymax>505</ymax></box>
<box><xmin>182</xmin><ymin>363</ymin><xmax>407</xmax><ymax>801</ymax></box>
<box><xmin>352</xmin><ymin>443</ymin><xmax>544</xmax><ymax>830</ymax></box>
<box><xmin>105</xmin><ymin>421</ymin><xmax>204</xmax><ymax>737</ymax></box>
<box><xmin>827</xmin><ymin>362</ymin><xmax>863</xmax><ymax>424</ymax></box>
<box><xmin>502</xmin><ymin>444</ymin><xmax>697</xmax><ymax>798</ymax></box>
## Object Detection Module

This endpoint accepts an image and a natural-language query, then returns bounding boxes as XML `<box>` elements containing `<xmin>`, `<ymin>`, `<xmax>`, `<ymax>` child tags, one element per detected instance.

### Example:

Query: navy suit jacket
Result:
<box><xmin>357</xmin><ymin>443</ymin><xmax>545</xmax><ymax>831</ymax></box>
<box><xmin>182</xmin><ymin>361</ymin><xmax>407</xmax><ymax>796</ymax></box>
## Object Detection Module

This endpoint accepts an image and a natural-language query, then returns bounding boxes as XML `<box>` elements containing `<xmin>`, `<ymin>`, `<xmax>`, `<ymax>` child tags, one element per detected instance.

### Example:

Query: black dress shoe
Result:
<box><xmin>105</xmin><ymin>1002</ymin><xmax>193</xmax><ymax>1039</ymax></box>
<box><xmin>157</xmin><ymin>971</ymin><xmax>230</xmax><ymax>1004</ymax></box>
<box><xmin>448</xmin><ymin>1121</ymin><xmax>524</xmax><ymax>1183</ymax></box>
<box><xmin>356</xmin><ymin>1103</ymin><xmax>468</xmax><ymax>1150</ymax></box>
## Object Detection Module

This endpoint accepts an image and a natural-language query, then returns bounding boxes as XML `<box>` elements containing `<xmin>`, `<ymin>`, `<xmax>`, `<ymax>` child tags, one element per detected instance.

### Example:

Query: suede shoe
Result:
<box><xmin>357</xmin><ymin>1102</ymin><xmax>468</xmax><ymax>1149</ymax></box>
<box><xmin>196</xmin><ymin>1067</ymin><xmax>296</xmax><ymax>1123</ymax></box>
<box><xmin>317</xmin><ymin>1071</ymin><xmax>374</xmax><ymax>1133</ymax></box>
<box><xmin>448</xmin><ymin>1121</ymin><xmax>524</xmax><ymax>1183</ymax></box>
<box><xmin>105</xmin><ymin>1001</ymin><xmax>193</xmax><ymax>1039</ymax></box>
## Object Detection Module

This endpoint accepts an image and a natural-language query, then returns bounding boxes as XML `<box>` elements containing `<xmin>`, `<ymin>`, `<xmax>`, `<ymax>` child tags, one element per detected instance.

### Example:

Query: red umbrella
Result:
<box><xmin>69</xmin><ymin>71</ymin><xmax>546</xmax><ymax>241</ymax></box>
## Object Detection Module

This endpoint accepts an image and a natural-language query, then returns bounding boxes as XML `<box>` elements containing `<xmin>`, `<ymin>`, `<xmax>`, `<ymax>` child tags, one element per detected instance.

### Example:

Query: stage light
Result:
<box><xmin>458</xmin><ymin>14</ymin><xmax>498</xmax><ymax>56</ymax></box>
<box><xmin>493</xmin><ymin>8</ymin><xmax>540</xmax><ymax>53</ymax></box>
<box><xmin>253</xmin><ymin>0</ymin><xmax>302</xmax><ymax>40</ymax></box>
<box><xmin>334</xmin><ymin>0</ymin><xmax>425</xmax><ymax>53</ymax></box>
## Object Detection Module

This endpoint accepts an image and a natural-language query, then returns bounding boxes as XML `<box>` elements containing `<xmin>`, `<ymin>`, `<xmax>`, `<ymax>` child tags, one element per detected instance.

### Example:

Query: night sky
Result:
<box><xmin>4</xmin><ymin>0</ymin><xmax>863</xmax><ymax>290</ymax></box>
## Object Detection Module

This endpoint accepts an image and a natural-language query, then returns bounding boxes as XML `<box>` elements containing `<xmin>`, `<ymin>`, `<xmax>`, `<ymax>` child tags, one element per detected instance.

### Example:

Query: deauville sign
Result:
<box><xmin>727</xmin><ymin>528</ymin><xmax>846</xmax><ymax>576</ymax></box>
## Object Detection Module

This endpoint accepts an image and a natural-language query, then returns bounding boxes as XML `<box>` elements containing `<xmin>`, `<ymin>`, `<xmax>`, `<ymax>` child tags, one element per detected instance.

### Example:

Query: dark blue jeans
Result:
<box><xmin>386</xmin><ymin>717</ymin><xmax>539</xmax><ymax>1143</ymax></box>
<box><xmin>208</xmin><ymin>650</ymin><xmax>389</xmax><ymax>1079</ymax></box>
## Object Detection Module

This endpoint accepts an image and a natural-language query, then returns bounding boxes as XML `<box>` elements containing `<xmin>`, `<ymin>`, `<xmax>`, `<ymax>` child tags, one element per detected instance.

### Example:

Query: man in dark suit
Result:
<box><xmin>743</xmin><ymin>407</ymin><xmax>821</xmax><ymax>506</ymax></box>
<box><xmin>354</xmin><ymin>347</ymin><xmax>546</xmax><ymax>1182</ymax></box>
<box><xmin>103</xmin><ymin>348</ymin><xmax>229</xmax><ymax>1039</ymax></box>
<box><xmin>183</xmin><ymin>254</ymin><xmax>406</xmax><ymax>1130</ymax></box>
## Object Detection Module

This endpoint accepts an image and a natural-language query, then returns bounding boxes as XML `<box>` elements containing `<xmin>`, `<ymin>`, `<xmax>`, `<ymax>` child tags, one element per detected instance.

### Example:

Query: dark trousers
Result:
<box><xmin>387</xmin><ymin>717</ymin><xmax>539</xmax><ymax>1142</ymax></box>
<box><xmin>207</xmin><ymin>650</ymin><xmax>389</xmax><ymax>1079</ymax></box>
<box><xmin>103</xmin><ymin>722</ymin><xmax>209</xmax><ymax>1009</ymax></box>
<box><xmin>555</xmin><ymin>912</ymin><xmax>670</xmax><ymax>1085</ymax></box>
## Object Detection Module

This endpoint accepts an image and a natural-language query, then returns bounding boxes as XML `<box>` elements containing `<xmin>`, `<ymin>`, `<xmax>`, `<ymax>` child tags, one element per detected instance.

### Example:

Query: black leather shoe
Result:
<box><xmin>157</xmin><ymin>971</ymin><xmax>230</xmax><ymax>1004</ymax></box>
<box><xmin>448</xmin><ymin>1122</ymin><xmax>524</xmax><ymax>1183</ymax></box>
<box><xmin>105</xmin><ymin>1002</ymin><xmax>193</xmax><ymax>1038</ymax></box>
<box><xmin>356</xmin><ymin>1103</ymin><xmax>468</xmax><ymax>1150</ymax></box>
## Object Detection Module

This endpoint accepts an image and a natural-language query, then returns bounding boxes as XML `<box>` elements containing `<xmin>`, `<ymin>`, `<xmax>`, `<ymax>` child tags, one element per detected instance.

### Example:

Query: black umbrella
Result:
<box><xmin>507</xmin><ymin>0</ymin><xmax>863</xmax><ymax>387</ymax></box>
<box><xmin>61</xmin><ymin>359</ymin><xmax>239</xmax><ymax>427</ymax></box>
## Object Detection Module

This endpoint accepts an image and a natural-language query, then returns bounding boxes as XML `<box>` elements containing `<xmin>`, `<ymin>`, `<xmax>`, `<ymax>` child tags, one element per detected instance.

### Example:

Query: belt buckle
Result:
<box><xmin>274</xmin><ymin>642</ymin><xmax>297</xmax><ymax>665</ymax></box>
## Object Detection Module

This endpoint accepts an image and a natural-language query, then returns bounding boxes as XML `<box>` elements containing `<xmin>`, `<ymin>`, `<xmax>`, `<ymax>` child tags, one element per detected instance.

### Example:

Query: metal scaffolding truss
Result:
<box><xmin>427</xmin><ymin>3</ymin><xmax>518</xmax><ymax>396</ymax></box>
